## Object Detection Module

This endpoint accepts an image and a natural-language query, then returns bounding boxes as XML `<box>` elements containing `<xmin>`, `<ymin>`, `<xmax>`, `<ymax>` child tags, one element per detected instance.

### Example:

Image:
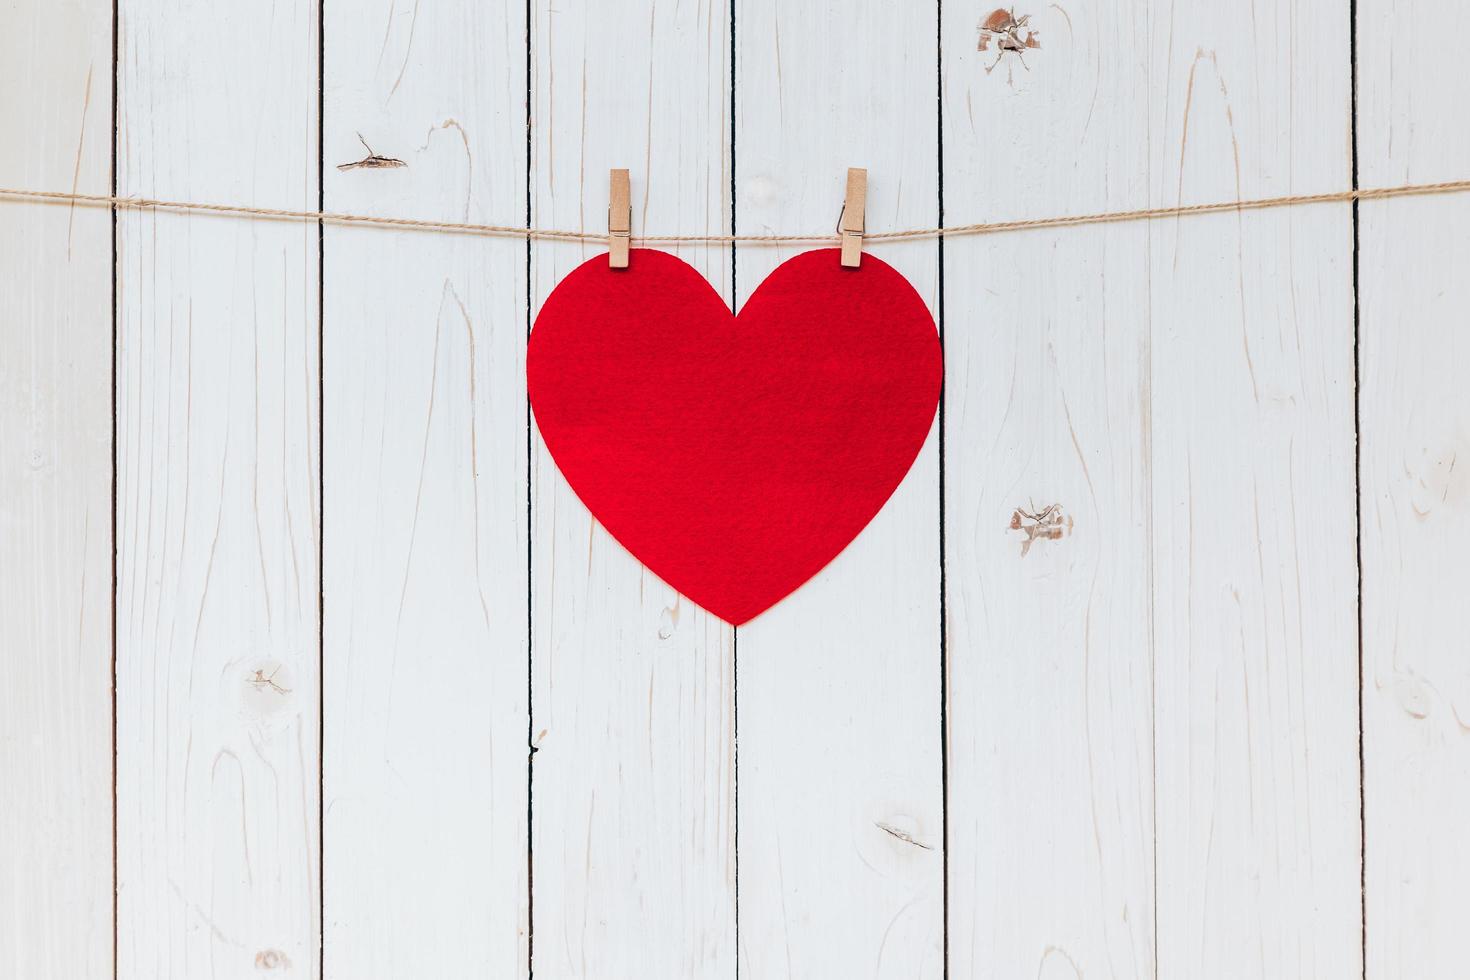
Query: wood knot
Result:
<box><xmin>254</xmin><ymin>949</ymin><xmax>291</xmax><ymax>970</ymax></box>
<box><xmin>1010</xmin><ymin>502</ymin><xmax>1072</xmax><ymax>556</ymax></box>
<box><xmin>337</xmin><ymin>134</ymin><xmax>406</xmax><ymax>171</ymax></box>
<box><xmin>978</xmin><ymin>7</ymin><xmax>1040</xmax><ymax>75</ymax></box>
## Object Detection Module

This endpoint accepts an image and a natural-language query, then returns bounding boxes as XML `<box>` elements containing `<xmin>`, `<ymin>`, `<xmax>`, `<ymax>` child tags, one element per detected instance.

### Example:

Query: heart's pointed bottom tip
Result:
<box><xmin>693</xmin><ymin>595</ymin><xmax>771</xmax><ymax>627</ymax></box>
<box><xmin>706</xmin><ymin>605</ymin><xmax>758</xmax><ymax>627</ymax></box>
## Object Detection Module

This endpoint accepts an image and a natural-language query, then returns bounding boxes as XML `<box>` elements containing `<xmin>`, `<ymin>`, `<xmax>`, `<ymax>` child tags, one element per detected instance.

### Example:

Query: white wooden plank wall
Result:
<box><xmin>941</xmin><ymin>5</ymin><xmax>1156</xmax><ymax>976</ymax></box>
<box><xmin>321</xmin><ymin>2</ymin><xmax>528</xmax><ymax>977</ymax></box>
<box><xmin>1144</xmin><ymin>5</ymin><xmax>1360</xmax><ymax>975</ymax></box>
<box><xmin>0</xmin><ymin>2</ymin><xmax>113</xmax><ymax>978</ymax></box>
<box><xmin>945</xmin><ymin>3</ymin><xmax>1360</xmax><ymax>976</ymax></box>
<box><xmin>1358</xmin><ymin>0</ymin><xmax>1470</xmax><ymax>975</ymax></box>
<box><xmin>114</xmin><ymin>0</ymin><xmax>321</xmax><ymax>975</ymax></box>
<box><xmin>9</xmin><ymin>0</ymin><xmax>1470</xmax><ymax>977</ymax></box>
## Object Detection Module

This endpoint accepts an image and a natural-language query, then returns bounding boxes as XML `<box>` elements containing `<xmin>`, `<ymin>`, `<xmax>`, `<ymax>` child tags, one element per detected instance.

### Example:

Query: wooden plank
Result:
<box><xmin>1359</xmin><ymin>1</ymin><xmax>1470</xmax><ymax>974</ymax></box>
<box><xmin>1144</xmin><ymin>5</ymin><xmax>1359</xmax><ymax>977</ymax></box>
<box><xmin>528</xmin><ymin>1</ymin><xmax>736</xmax><ymax>977</ymax></box>
<box><xmin>941</xmin><ymin>6</ymin><xmax>1155</xmax><ymax>977</ymax></box>
<box><xmin>320</xmin><ymin>4</ymin><xmax>528</xmax><ymax>977</ymax></box>
<box><xmin>733</xmin><ymin>2</ymin><xmax>943</xmax><ymax>976</ymax></box>
<box><xmin>944</xmin><ymin>3</ymin><xmax>1359</xmax><ymax>976</ymax></box>
<box><xmin>0</xmin><ymin>2</ymin><xmax>114</xmax><ymax>976</ymax></box>
<box><xmin>114</xmin><ymin>1</ymin><xmax>321</xmax><ymax>974</ymax></box>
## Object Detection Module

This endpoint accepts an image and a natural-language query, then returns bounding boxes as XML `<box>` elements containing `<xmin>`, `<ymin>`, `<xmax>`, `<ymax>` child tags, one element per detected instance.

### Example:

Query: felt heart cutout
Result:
<box><xmin>528</xmin><ymin>247</ymin><xmax>941</xmax><ymax>625</ymax></box>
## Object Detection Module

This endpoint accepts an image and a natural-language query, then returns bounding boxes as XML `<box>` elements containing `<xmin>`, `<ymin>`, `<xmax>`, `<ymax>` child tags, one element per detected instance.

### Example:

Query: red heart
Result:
<box><xmin>528</xmin><ymin>247</ymin><xmax>940</xmax><ymax>625</ymax></box>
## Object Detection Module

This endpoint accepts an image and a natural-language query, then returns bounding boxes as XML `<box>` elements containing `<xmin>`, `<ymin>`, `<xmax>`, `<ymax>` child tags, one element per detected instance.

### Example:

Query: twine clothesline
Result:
<box><xmin>2</xmin><ymin>179</ymin><xmax>1469</xmax><ymax>244</ymax></box>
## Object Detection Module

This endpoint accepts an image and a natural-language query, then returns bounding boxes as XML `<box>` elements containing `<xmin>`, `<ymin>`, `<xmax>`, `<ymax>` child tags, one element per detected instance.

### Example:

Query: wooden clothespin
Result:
<box><xmin>609</xmin><ymin>168</ymin><xmax>631</xmax><ymax>269</ymax></box>
<box><xmin>839</xmin><ymin>167</ymin><xmax>867</xmax><ymax>268</ymax></box>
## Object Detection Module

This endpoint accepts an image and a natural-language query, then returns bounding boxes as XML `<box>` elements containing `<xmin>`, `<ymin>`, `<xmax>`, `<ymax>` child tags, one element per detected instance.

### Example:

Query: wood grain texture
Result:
<box><xmin>13</xmin><ymin>0</ymin><xmax>1470</xmax><ymax>972</ymax></box>
<box><xmin>733</xmin><ymin>2</ymin><xmax>944</xmax><ymax>977</ymax></box>
<box><xmin>114</xmin><ymin>0</ymin><xmax>321</xmax><ymax>975</ymax></box>
<box><xmin>321</xmin><ymin>2</ymin><xmax>529</xmax><ymax>977</ymax></box>
<box><xmin>1146</xmin><ymin>5</ymin><xmax>1359</xmax><ymax>975</ymax></box>
<box><xmin>0</xmin><ymin>2</ymin><xmax>114</xmax><ymax>977</ymax></box>
<box><xmin>528</xmin><ymin>2</ymin><xmax>737</xmax><ymax>977</ymax></box>
<box><xmin>944</xmin><ymin>2</ymin><xmax>1359</xmax><ymax>977</ymax></box>
<box><xmin>1358</xmin><ymin>0</ymin><xmax>1470</xmax><ymax>975</ymax></box>
<box><xmin>941</xmin><ymin>4</ymin><xmax>1155</xmax><ymax>976</ymax></box>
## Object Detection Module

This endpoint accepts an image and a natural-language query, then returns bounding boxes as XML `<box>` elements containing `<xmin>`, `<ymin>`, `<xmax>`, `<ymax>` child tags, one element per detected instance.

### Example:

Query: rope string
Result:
<box><xmin>3</xmin><ymin>179</ymin><xmax>1468</xmax><ymax>244</ymax></box>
